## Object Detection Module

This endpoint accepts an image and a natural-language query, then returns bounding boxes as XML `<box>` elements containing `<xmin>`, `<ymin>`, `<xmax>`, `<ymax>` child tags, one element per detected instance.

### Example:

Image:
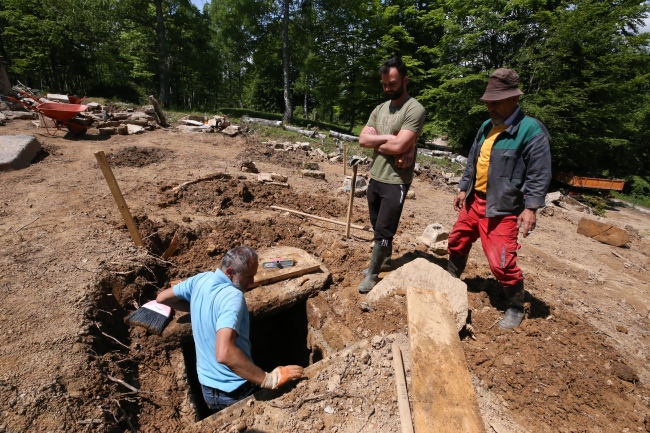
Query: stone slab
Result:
<box><xmin>577</xmin><ymin>217</ymin><xmax>630</xmax><ymax>247</ymax></box>
<box><xmin>407</xmin><ymin>287</ymin><xmax>486</xmax><ymax>433</ymax></box>
<box><xmin>299</xmin><ymin>169</ymin><xmax>325</xmax><ymax>179</ymax></box>
<box><xmin>365</xmin><ymin>258</ymin><xmax>467</xmax><ymax>331</ymax></box>
<box><xmin>245</xmin><ymin>267</ymin><xmax>330</xmax><ymax>320</ymax></box>
<box><xmin>0</xmin><ymin>135</ymin><xmax>41</xmax><ymax>171</ymax></box>
<box><xmin>4</xmin><ymin>111</ymin><xmax>37</xmax><ymax>120</ymax></box>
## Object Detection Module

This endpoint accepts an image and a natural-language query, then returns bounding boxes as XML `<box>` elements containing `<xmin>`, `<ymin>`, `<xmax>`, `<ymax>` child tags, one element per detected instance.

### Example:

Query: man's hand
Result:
<box><xmin>362</xmin><ymin>126</ymin><xmax>377</xmax><ymax>136</ymax></box>
<box><xmin>517</xmin><ymin>209</ymin><xmax>537</xmax><ymax>238</ymax></box>
<box><xmin>260</xmin><ymin>366</ymin><xmax>304</xmax><ymax>389</ymax></box>
<box><xmin>453</xmin><ymin>191</ymin><xmax>467</xmax><ymax>212</ymax></box>
<box><xmin>395</xmin><ymin>145</ymin><xmax>415</xmax><ymax>168</ymax></box>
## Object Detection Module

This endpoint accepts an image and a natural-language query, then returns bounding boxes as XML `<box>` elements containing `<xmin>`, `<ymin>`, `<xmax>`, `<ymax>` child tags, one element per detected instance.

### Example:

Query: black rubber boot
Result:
<box><xmin>358</xmin><ymin>243</ymin><xmax>391</xmax><ymax>294</ymax></box>
<box><xmin>498</xmin><ymin>281</ymin><xmax>526</xmax><ymax>330</ymax></box>
<box><xmin>447</xmin><ymin>255</ymin><xmax>468</xmax><ymax>278</ymax></box>
<box><xmin>362</xmin><ymin>241</ymin><xmax>392</xmax><ymax>276</ymax></box>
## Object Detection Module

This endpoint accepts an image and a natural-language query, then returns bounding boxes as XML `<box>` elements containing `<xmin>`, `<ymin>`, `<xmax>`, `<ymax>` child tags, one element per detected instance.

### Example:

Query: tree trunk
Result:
<box><xmin>281</xmin><ymin>0</ymin><xmax>293</xmax><ymax>124</ymax></box>
<box><xmin>154</xmin><ymin>0</ymin><xmax>170</xmax><ymax>107</ymax></box>
<box><xmin>303</xmin><ymin>88</ymin><xmax>308</xmax><ymax>119</ymax></box>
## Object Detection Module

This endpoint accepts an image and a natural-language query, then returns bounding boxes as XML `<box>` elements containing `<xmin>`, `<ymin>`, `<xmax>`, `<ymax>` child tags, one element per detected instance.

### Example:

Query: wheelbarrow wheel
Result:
<box><xmin>66</xmin><ymin>119</ymin><xmax>87</xmax><ymax>136</ymax></box>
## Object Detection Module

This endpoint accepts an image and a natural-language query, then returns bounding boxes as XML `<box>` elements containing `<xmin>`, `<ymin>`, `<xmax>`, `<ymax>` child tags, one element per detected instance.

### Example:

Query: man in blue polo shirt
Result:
<box><xmin>156</xmin><ymin>245</ymin><xmax>303</xmax><ymax>412</ymax></box>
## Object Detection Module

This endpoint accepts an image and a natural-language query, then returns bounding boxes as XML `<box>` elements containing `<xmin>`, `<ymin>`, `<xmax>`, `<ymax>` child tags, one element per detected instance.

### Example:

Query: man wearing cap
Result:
<box><xmin>447</xmin><ymin>68</ymin><xmax>551</xmax><ymax>329</ymax></box>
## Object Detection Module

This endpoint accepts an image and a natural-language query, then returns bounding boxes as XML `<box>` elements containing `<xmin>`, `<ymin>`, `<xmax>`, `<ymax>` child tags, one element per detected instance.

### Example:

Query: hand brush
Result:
<box><xmin>125</xmin><ymin>301</ymin><xmax>172</xmax><ymax>334</ymax></box>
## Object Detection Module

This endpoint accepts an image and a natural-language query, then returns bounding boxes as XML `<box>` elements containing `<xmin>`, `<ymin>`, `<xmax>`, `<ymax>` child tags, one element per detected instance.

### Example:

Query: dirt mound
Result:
<box><xmin>107</xmin><ymin>146</ymin><xmax>173</xmax><ymax>167</ymax></box>
<box><xmin>160</xmin><ymin>178</ymin><xmax>348</xmax><ymax>218</ymax></box>
<box><xmin>463</xmin><ymin>274</ymin><xmax>649</xmax><ymax>432</ymax></box>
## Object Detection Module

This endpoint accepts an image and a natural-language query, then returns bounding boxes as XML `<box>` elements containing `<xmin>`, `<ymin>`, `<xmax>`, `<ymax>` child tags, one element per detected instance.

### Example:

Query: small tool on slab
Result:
<box><xmin>262</xmin><ymin>258</ymin><xmax>295</xmax><ymax>269</ymax></box>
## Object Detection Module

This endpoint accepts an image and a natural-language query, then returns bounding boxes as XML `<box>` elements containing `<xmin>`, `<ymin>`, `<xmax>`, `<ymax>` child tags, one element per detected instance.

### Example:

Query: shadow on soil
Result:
<box><xmin>464</xmin><ymin>276</ymin><xmax>551</xmax><ymax>318</ymax></box>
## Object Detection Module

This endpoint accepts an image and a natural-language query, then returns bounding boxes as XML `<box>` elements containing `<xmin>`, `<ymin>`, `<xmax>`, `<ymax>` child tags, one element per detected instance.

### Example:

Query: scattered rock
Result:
<box><xmin>577</xmin><ymin>218</ymin><xmax>630</xmax><ymax>247</ymax></box>
<box><xmin>314</xmin><ymin>148</ymin><xmax>328</xmax><ymax>159</ymax></box>
<box><xmin>126</xmin><ymin>124</ymin><xmax>145</xmax><ymax>135</ymax></box>
<box><xmin>98</xmin><ymin>127</ymin><xmax>117</xmax><ymax>136</ymax></box>
<box><xmin>221</xmin><ymin>125</ymin><xmax>240</xmax><ymax>136</ymax></box>
<box><xmin>613</xmin><ymin>363</ymin><xmax>638</xmax><ymax>382</ymax></box>
<box><xmin>0</xmin><ymin>135</ymin><xmax>42</xmax><ymax>171</ymax></box>
<box><xmin>4</xmin><ymin>111</ymin><xmax>37</xmax><ymax>120</ymax></box>
<box><xmin>557</xmin><ymin>195</ymin><xmax>593</xmax><ymax>214</ymax></box>
<box><xmin>420</xmin><ymin>223</ymin><xmax>449</xmax><ymax>244</ymax></box>
<box><xmin>302</xmin><ymin>161</ymin><xmax>319</xmax><ymax>170</ymax></box>
<box><xmin>426</xmin><ymin>240</ymin><xmax>448</xmax><ymax>255</ymax></box>
<box><xmin>616</xmin><ymin>325</ymin><xmax>628</xmax><ymax>334</ymax></box>
<box><xmin>447</xmin><ymin>176</ymin><xmax>462</xmax><ymax>185</ymax></box>
<box><xmin>406</xmin><ymin>189</ymin><xmax>415</xmax><ymax>199</ymax></box>
<box><xmin>117</xmin><ymin>125</ymin><xmax>128</xmax><ymax>135</ymax></box>
<box><xmin>370</xmin><ymin>335</ymin><xmax>384</xmax><ymax>349</ymax></box>
<box><xmin>342</xmin><ymin>175</ymin><xmax>367</xmax><ymax>192</ymax></box>
<box><xmin>359</xmin><ymin>302</ymin><xmax>374</xmax><ymax>312</ymax></box>
<box><xmin>299</xmin><ymin>169</ymin><xmax>325</xmax><ymax>179</ymax></box>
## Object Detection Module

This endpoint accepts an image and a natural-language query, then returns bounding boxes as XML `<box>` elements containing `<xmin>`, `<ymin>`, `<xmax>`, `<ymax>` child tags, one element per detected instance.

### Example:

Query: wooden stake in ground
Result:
<box><xmin>94</xmin><ymin>151</ymin><xmax>144</xmax><ymax>247</ymax></box>
<box><xmin>161</xmin><ymin>232</ymin><xmax>181</xmax><ymax>259</ymax></box>
<box><xmin>392</xmin><ymin>343</ymin><xmax>415</xmax><ymax>433</ymax></box>
<box><xmin>345</xmin><ymin>163</ymin><xmax>358</xmax><ymax>239</ymax></box>
<box><xmin>343</xmin><ymin>144</ymin><xmax>347</xmax><ymax>176</ymax></box>
<box><xmin>148</xmin><ymin>95</ymin><xmax>170</xmax><ymax>127</ymax></box>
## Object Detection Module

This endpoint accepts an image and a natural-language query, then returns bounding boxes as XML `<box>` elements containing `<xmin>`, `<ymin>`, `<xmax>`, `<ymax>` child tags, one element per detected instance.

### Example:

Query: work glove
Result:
<box><xmin>260</xmin><ymin>365</ymin><xmax>303</xmax><ymax>389</ymax></box>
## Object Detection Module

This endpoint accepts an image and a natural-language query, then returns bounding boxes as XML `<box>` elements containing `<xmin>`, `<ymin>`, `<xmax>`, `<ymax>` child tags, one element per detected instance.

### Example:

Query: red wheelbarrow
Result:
<box><xmin>4</xmin><ymin>91</ymin><xmax>91</xmax><ymax>135</ymax></box>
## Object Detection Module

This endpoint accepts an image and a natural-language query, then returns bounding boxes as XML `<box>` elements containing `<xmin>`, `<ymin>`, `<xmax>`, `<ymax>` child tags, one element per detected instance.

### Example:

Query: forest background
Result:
<box><xmin>0</xmin><ymin>0</ymin><xmax>649</xmax><ymax>198</ymax></box>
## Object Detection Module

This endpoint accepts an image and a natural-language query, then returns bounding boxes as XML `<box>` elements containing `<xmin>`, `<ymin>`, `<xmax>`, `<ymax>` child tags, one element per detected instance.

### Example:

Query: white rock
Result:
<box><xmin>421</xmin><ymin>223</ymin><xmax>449</xmax><ymax>244</ymax></box>
<box><xmin>365</xmin><ymin>258</ymin><xmax>468</xmax><ymax>331</ymax></box>
<box><xmin>342</xmin><ymin>176</ymin><xmax>367</xmax><ymax>192</ymax></box>
<box><xmin>126</xmin><ymin>124</ymin><xmax>145</xmax><ymax>134</ymax></box>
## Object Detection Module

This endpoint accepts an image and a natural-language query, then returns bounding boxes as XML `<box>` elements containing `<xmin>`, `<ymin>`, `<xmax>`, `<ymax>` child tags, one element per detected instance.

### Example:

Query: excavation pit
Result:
<box><xmin>179</xmin><ymin>300</ymin><xmax>311</xmax><ymax>421</ymax></box>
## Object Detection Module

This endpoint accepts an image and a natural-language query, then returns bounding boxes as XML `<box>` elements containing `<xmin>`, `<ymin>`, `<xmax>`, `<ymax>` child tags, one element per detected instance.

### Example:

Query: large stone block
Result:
<box><xmin>0</xmin><ymin>135</ymin><xmax>41</xmax><ymax>171</ymax></box>
<box><xmin>577</xmin><ymin>217</ymin><xmax>630</xmax><ymax>247</ymax></box>
<box><xmin>365</xmin><ymin>258</ymin><xmax>468</xmax><ymax>331</ymax></box>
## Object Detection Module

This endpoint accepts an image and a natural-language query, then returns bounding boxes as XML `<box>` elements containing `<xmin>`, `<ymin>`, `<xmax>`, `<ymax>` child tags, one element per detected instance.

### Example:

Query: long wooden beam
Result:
<box><xmin>269</xmin><ymin>205</ymin><xmax>373</xmax><ymax>232</ymax></box>
<box><xmin>407</xmin><ymin>286</ymin><xmax>486</xmax><ymax>433</ymax></box>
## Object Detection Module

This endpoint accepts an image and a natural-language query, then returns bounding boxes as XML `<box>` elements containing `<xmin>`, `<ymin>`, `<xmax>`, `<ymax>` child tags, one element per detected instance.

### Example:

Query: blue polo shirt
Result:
<box><xmin>173</xmin><ymin>269</ymin><xmax>252</xmax><ymax>392</ymax></box>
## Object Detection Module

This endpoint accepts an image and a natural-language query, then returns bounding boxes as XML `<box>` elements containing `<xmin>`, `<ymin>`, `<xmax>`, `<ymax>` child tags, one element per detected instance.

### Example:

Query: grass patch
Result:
<box><xmin>217</xmin><ymin>108</ymin><xmax>351</xmax><ymax>134</ymax></box>
<box><xmin>416</xmin><ymin>153</ymin><xmax>464</xmax><ymax>172</ymax></box>
<box><xmin>611</xmin><ymin>191</ymin><xmax>650</xmax><ymax>210</ymax></box>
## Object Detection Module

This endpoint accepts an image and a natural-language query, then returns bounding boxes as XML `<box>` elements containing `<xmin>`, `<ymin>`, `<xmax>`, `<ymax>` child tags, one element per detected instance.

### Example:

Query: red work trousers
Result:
<box><xmin>447</xmin><ymin>194</ymin><xmax>523</xmax><ymax>287</ymax></box>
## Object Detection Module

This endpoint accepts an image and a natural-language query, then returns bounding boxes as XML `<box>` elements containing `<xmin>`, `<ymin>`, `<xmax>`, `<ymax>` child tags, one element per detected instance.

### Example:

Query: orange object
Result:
<box><xmin>555</xmin><ymin>172</ymin><xmax>625</xmax><ymax>191</ymax></box>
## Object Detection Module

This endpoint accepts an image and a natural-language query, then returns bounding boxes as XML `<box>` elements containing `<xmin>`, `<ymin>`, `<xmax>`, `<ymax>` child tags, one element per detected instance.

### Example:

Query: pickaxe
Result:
<box><xmin>345</xmin><ymin>156</ymin><xmax>364</xmax><ymax>238</ymax></box>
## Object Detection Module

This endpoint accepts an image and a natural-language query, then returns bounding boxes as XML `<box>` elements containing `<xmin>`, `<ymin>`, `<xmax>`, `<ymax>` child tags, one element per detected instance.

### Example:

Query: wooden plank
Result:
<box><xmin>248</xmin><ymin>246</ymin><xmax>321</xmax><ymax>289</ymax></box>
<box><xmin>94</xmin><ymin>151</ymin><xmax>144</xmax><ymax>247</ymax></box>
<box><xmin>270</xmin><ymin>205</ymin><xmax>373</xmax><ymax>232</ymax></box>
<box><xmin>393</xmin><ymin>343</ymin><xmax>415</xmax><ymax>433</ymax></box>
<box><xmin>407</xmin><ymin>286</ymin><xmax>486</xmax><ymax>433</ymax></box>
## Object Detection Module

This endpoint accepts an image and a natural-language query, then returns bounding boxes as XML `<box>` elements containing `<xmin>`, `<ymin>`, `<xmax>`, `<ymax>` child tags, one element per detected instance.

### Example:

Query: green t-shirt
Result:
<box><xmin>366</xmin><ymin>97</ymin><xmax>425</xmax><ymax>185</ymax></box>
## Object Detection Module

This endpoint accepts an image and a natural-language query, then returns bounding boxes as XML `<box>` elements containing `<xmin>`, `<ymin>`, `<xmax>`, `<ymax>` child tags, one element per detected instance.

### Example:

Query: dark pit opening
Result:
<box><xmin>249</xmin><ymin>300</ymin><xmax>310</xmax><ymax>372</ymax></box>
<box><xmin>181</xmin><ymin>300</ymin><xmax>310</xmax><ymax>421</ymax></box>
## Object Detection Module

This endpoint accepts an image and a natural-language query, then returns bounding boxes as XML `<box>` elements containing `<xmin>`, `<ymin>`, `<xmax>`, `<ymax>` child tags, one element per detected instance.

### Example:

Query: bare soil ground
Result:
<box><xmin>0</xmin><ymin>120</ymin><xmax>649</xmax><ymax>433</ymax></box>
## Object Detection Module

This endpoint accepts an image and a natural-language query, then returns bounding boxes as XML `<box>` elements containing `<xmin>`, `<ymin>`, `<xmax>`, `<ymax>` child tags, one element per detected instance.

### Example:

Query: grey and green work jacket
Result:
<box><xmin>458</xmin><ymin>108</ymin><xmax>552</xmax><ymax>217</ymax></box>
